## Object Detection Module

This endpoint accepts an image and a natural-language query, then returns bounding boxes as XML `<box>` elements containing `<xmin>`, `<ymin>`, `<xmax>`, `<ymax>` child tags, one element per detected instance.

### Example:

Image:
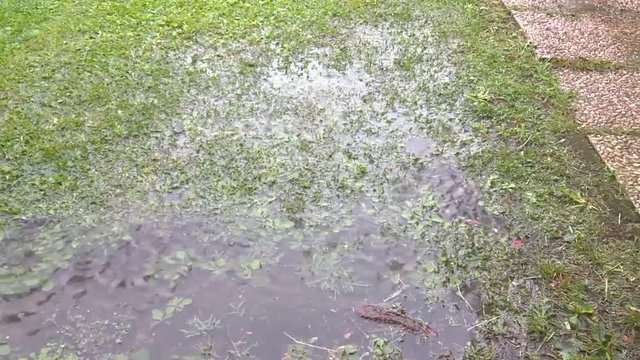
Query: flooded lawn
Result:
<box><xmin>2</xmin><ymin>212</ymin><xmax>484</xmax><ymax>359</ymax></box>
<box><xmin>1</xmin><ymin>156</ymin><xmax>506</xmax><ymax>359</ymax></box>
<box><xmin>3</xmin><ymin>0</ymin><xmax>636</xmax><ymax>359</ymax></box>
<box><xmin>0</xmin><ymin>14</ymin><xmax>512</xmax><ymax>358</ymax></box>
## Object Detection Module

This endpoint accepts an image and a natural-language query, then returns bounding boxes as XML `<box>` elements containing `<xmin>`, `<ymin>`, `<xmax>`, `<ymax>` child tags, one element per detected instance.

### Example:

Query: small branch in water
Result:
<box><xmin>351</xmin><ymin>282</ymin><xmax>370</xmax><ymax>287</ymax></box>
<box><xmin>384</xmin><ymin>280</ymin><xmax>408</xmax><ymax>303</ymax></box>
<box><xmin>467</xmin><ymin>316</ymin><xmax>499</xmax><ymax>331</ymax></box>
<box><xmin>230</xmin><ymin>338</ymin><xmax>241</xmax><ymax>358</ymax></box>
<box><xmin>283</xmin><ymin>332</ymin><xmax>336</xmax><ymax>354</ymax></box>
<box><xmin>456</xmin><ymin>284</ymin><xmax>473</xmax><ymax>310</ymax></box>
<box><xmin>349</xmin><ymin>315</ymin><xmax>370</xmax><ymax>338</ymax></box>
<box><xmin>355</xmin><ymin>304</ymin><xmax>438</xmax><ymax>337</ymax></box>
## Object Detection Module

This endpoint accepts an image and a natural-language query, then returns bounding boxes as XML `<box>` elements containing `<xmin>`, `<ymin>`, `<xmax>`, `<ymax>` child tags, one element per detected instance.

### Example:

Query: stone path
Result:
<box><xmin>503</xmin><ymin>0</ymin><xmax>640</xmax><ymax>211</ymax></box>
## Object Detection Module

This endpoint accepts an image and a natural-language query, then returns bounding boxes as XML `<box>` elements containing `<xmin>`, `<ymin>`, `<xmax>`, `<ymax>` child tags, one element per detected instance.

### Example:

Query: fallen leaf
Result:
<box><xmin>511</xmin><ymin>237</ymin><xmax>524</xmax><ymax>248</ymax></box>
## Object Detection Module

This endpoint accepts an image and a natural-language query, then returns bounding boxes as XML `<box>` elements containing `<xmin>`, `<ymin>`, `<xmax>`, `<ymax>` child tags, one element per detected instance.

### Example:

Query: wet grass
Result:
<box><xmin>0</xmin><ymin>0</ymin><xmax>371</xmax><ymax>226</ymax></box>
<box><xmin>1</xmin><ymin>0</ymin><xmax>639</xmax><ymax>359</ymax></box>
<box><xmin>427</xmin><ymin>0</ymin><xmax>640</xmax><ymax>358</ymax></box>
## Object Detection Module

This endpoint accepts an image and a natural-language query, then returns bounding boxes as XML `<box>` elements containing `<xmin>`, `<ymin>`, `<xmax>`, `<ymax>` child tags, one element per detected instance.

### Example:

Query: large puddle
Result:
<box><xmin>1</xmin><ymin>158</ymin><xmax>508</xmax><ymax>359</ymax></box>
<box><xmin>2</xmin><ymin>208</ymin><xmax>492</xmax><ymax>359</ymax></box>
<box><xmin>1</xmin><ymin>17</ymin><xmax>510</xmax><ymax>360</ymax></box>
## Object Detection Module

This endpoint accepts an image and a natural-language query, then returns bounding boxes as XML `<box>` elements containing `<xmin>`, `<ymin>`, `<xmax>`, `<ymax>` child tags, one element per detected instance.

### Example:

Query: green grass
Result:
<box><xmin>0</xmin><ymin>0</ymin><xmax>375</xmax><ymax>225</ymax></box>
<box><xmin>424</xmin><ymin>0</ymin><xmax>640</xmax><ymax>358</ymax></box>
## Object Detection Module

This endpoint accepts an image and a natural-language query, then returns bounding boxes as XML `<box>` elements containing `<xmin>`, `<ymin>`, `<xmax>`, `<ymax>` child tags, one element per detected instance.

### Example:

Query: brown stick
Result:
<box><xmin>355</xmin><ymin>304</ymin><xmax>438</xmax><ymax>337</ymax></box>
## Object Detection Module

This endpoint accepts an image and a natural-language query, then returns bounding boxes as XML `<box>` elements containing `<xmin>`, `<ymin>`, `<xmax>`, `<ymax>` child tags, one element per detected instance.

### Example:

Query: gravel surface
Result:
<box><xmin>589</xmin><ymin>135</ymin><xmax>640</xmax><ymax>209</ymax></box>
<box><xmin>556</xmin><ymin>69</ymin><xmax>640</xmax><ymax>129</ymax></box>
<box><xmin>502</xmin><ymin>0</ymin><xmax>640</xmax><ymax>12</ymax></box>
<box><xmin>512</xmin><ymin>10</ymin><xmax>639</xmax><ymax>62</ymax></box>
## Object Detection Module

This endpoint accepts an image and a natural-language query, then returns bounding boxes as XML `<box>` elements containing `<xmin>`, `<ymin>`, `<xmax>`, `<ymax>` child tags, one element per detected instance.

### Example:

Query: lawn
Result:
<box><xmin>1</xmin><ymin>0</ymin><xmax>638</xmax><ymax>359</ymax></box>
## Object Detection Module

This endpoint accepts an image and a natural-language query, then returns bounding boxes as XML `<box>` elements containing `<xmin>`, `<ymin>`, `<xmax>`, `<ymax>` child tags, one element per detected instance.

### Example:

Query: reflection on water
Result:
<box><xmin>0</xmin><ymin>135</ymin><xmax>507</xmax><ymax>359</ymax></box>
<box><xmin>1</xmin><ymin>211</ymin><xmax>482</xmax><ymax>359</ymax></box>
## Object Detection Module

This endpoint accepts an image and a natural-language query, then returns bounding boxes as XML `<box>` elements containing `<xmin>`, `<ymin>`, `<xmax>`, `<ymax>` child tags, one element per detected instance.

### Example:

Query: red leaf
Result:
<box><xmin>511</xmin><ymin>237</ymin><xmax>524</xmax><ymax>248</ymax></box>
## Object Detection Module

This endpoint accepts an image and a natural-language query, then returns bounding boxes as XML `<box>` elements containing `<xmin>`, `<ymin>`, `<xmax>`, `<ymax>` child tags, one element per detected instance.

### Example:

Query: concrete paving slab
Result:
<box><xmin>556</xmin><ymin>69</ymin><xmax>640</xmax><ymax>129</ymax></box>
<box><xmin>502</xmin><ymin>0</ymin><xmax>640</xmax><ymax>12</ymax></box>
<box><xmin>511</xmin><ymin>10</ymin><xmax>640</xmax><ymax>62</ymax></box>
<box><xmin>589</xmin><ymin>134</ymin><xmax>640</xmax><ymax>209</ymax></box>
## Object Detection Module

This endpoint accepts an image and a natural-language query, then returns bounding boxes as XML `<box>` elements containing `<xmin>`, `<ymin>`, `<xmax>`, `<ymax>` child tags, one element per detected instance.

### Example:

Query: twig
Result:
<box><xmin>536</xmin><ymin>331</ymin><xmax>555</xmax><ymax>353</ymax></box>
<box><xmin>467</xmin><ymin>316</ymin><xmax>499</xmax><ymax>331</ymax></box>
<box><xmin>349</xmin><ymin>315</ymin><xmax>370</xmax><ymax>338</ymax></box>
<box><xmin>229</xmin><ymin>300</ymin><xmax>245</xmax><ymax>316</ymax></box>
<box><xmin>351</xmin><ymin>282</ymin><xmax>370</xmax><ymax>287</ymax></box>
<box><xmin>227</xmin><ymin>330</ymin><xmax>254</xmax><ymax>358</ymax></box>
<box><xmin>457</xmin><ymin>284</ymin><xmax>473</xmax><ymax>310</ymax></box>
<box><xmin>517</xmin><ymin>134</ymin><xmax>533</xmax><ymax>150</ymax></box>
<box><xmin>513</xmin><ymin>275</ymin><xmax>542</xmax><ymax>285</ymax></box>
<box><xmin>308</xmin><ymin>277</ymin><xmax>328</xmax><ymax>284</ymax></box>
<box><xmin>230</xmin><ymin>339</ymin><xmax>241</xmax><ymax>358</ymax></box>
<box><xmin>520</xmin><ymin>276</ymin><xmax>541</xmax><ymax>281</ymax></box>
<box><xmin>384</xmin><ymin>280</ymin><xmax>408</xmax><ymax>303</ymax></box>
<box><xmin>283</xmin><ymin>332</ymin><xmax>336</xmax><ymax>354</ymax></box>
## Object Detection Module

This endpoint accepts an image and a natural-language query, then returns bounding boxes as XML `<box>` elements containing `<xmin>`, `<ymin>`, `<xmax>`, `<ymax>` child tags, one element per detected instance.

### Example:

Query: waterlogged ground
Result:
<box><xmin>0</xmin><ymin>10</ymin><xmax>515</xmax><ymax>359</ymax></box>
<box><xmin>3</xmin><ymin>1</ymin><xmax>639</xmax><ymax>359</ymax></box>
<box><xmin>2</xmin><ymin>213</ymin><xmax>487</xmax><ymax>359</ymax></box>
